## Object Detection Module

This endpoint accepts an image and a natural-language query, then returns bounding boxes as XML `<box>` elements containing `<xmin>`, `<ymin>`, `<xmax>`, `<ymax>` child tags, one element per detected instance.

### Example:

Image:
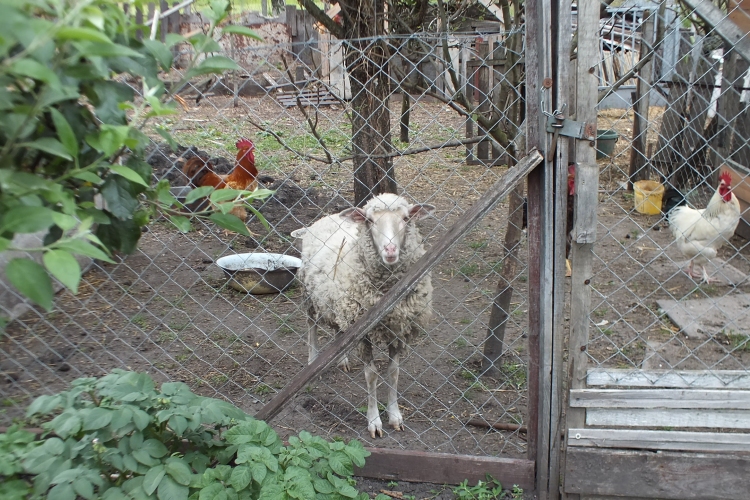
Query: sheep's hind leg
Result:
<box><xmin>386</xmin><ymin>342</ymin><xmax>404</xmax><ymax>432</ymax></box>
<box><xmin>362</xmin><ymin>339</ymin><xmax>382</xmax><ymax>438</ymax></box>
<box><xmin>308</xmin><ymin>322</ymin><xmax>349</xmax><ymax>371</ymax></box>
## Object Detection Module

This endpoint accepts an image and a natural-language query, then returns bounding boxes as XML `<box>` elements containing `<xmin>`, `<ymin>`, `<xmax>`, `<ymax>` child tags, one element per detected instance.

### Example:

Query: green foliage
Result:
<box><xmin>452</xmin><ymin>474</ymin><xmax>505</xmax><ymax>499</ymax></box>
<box><xmin>0</xmin><ymin>370</ymin><xmax>373</xmax><ymax>499</ymax></box>
<box><xmin>0</xmin><ymin>0</ymin><xmax>268</xmax><ymax>312</ymax></box>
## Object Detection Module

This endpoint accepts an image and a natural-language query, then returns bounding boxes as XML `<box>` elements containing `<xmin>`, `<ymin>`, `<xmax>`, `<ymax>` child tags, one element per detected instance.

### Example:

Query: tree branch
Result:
<box><xmin>280</xmin><ymin>56</ymin><xmax>334</xmax><ymax>164</ymax></box>
<box><xmin>297</xmin><ymin>0</ymin><xmax>344</xmax><ymax>39</ymax></box>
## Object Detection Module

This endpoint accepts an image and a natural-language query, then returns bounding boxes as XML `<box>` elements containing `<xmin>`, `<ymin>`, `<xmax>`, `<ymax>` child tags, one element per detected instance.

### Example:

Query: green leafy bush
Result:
<box><xmin>0</xmin><ymin>0</ymin><xmax>269</xmax><ymax>312</ymax></box>
<box><xmin>0</xmin><ymin>370</ymin><xmax>376</xmax><ymax>499</ymax></box>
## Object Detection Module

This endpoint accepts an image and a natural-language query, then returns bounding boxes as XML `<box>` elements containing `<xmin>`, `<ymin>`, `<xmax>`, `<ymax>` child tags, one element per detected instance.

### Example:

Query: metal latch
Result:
<box><xmin>546</xmin><ymin>114</ymin><xmax>587</xmax><ymax>140</ymax></box>
<box><xmin>543</xmin><ymin>105</ymin><xmax>596</xmax><ymax>161</ymax></box>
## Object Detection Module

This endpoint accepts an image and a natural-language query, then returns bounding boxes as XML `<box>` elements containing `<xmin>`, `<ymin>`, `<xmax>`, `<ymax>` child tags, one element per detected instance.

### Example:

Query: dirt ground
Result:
<box><xmin>587</xmin><ymin>108</ymin><xmax>750</xmax><ymax>372</ymax></box>
<box><xmin>3</xmin><ymin>94</ymin><xmax>750</xmax><ymax>493</ymax></box>
<box><xmin>0</xmin><ymin>96</ymin><xmax>530</xmax><ymax>464</ymax></box>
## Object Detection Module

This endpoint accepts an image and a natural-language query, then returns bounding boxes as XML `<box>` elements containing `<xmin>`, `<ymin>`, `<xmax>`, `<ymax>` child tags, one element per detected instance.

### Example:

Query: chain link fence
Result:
<box><xmin>582</xmin><ymin>0</ymin><xmax>750</xmax><ymax>388</ymax></box>
<box><xmin>0</xmin><ymin>21</ymin><xmax>532</xmax><ymax>459</ymax></box>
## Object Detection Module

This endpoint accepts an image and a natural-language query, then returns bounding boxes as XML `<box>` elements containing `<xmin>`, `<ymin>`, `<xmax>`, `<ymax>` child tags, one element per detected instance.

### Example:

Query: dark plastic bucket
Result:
<box><xmin>596</xmin><ymin>129</ymin><xmax>619</xmax><ymax>159</ymax></box>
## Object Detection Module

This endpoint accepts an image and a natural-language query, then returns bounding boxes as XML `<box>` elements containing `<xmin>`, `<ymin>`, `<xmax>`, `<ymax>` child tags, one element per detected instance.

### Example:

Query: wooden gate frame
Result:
<box><xmin>561</xmin><ymin>1</ymin><xmax>750</xmax><ymax>499</ymax></box>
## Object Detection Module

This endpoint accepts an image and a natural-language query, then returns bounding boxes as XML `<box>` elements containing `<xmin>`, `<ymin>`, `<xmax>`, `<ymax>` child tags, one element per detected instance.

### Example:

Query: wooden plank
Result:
<box><xmin>565</xmin><ymin>0</ymin><xmax>600</xmax><ymax>489</ymax></box>
<box><xmin>586</xmin><ymin>369</ymin><xmax>750</xmax><ymax>389</ymax></box>
<box><xmin>586</xmin><ymin>408</ymin><xmax>750</xmax><ymax>429</ymax></box>
<box><xmin>355</xmin><ymin>448</ymin><xmax>534</xmax><ymax>489</ymax></box>
<box><xmin>565</xmin><ymin>447</ymin><xmax>750</xmax><ymax>499</ymax></box>
<box><xmin>567</xmin><ymin>0</ymin><xmax>600</xmax><ymax>432</ymax></box>
<box><xmin>628</xmin><ymin>10</ymin><xmax>653</xmax><ymax>186</ymax></box>
<box><xmin>466</xmin><ymin>57</ymin><xmax>508</xmax><ymax>68</ymax></box>
<box><xmin>682</xmin><ymin>0</ymin><xmax>750</xmax><ymax>65</ymax></box>
<box><xmin>476</xmin><ymin>41</ymin><xmax>490</xmax><ymax>162</ymax></box>
<box><xmin>464</xmin><ymin>43</ymin><xmax>478</xmax><ymax>163</ymax></box>
<box><xmin>567</xmin><ymin>428</ymin><xmax>750</xmax><ymax>453</ymax></box>
<box><xmin>723</xmin><ymin>162</ymin><xmax>750</xmax><ymax>239</ymax></box>
<box><xmin>570</xmin><ymin>388</ymin><xmax>750</xmax><ymax>409</ymax></box>
<box><xmin>254</xmin><ymin>150</ymin><xmax>544</xmax><ymax>422</ymax></box>
<box><xmin>548</xmin><ymin>0</ymin><xmax>573</xmax><ymax>497</ymax></box>
<box><xmin>524</xmin><ymin>1</ymin><xmax>544</xmax><ymax>490</ymax></box>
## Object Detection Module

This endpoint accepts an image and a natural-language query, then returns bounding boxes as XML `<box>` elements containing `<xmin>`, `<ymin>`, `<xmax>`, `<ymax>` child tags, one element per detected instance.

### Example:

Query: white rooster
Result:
<box><xmin>668</xmin><ymin>170</ymin><xmax>741</xmax><ymax>283</ymax></box>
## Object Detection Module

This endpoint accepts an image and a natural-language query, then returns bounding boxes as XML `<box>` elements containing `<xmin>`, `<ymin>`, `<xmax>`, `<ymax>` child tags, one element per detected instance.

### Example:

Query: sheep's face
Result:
<box><xmin>342</xmin><ymin>200</ymin><xmax>435</xmax><ymax>266</ymax></box>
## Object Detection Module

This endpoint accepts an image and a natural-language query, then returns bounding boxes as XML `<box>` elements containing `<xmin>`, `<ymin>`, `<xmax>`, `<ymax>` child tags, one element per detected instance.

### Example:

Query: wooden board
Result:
<box><xmin>568</xmin><ymin>428</ymin><xmax>750</xmax><ymax>453</ymax></box>
<box><xmin>587</xmin><ymin>368</ymin><xmax>750</xmax><ymax>389</ymax></box>
<box><xmin>585</xmin><ymin>407</ymin><xmax>750</xmax><ymax>429</ymax></box>
<box><xmin>570</xmin><ymin>388</ymin><xmax>750</xmax><ymax>409</ymax></box>
<box><xmin>723</xmin><ymin>162</ymin><xmax>750</xmax><ymax>240</ymax></box>
<box><xmin>565</xmin><ymin>447</ymin><xmax>750</xmax><ymax>500</ymax></box>
<box><xmin>354</xmin><ymin>448</ymin><xmax>535</xmax><ymax>489</ymax></box>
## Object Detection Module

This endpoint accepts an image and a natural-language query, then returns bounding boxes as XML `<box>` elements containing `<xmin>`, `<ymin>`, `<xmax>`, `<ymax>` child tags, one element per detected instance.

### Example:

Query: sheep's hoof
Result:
<box><xmin>337</xmin><ymin>356</ymin><xmax>350</xmax><ymax>372</ymax></box>
<box><xmin>369</xmin><ymin>426</ymin><xmax>383</xmax><ymax>439</ymax></box>
<box><xmin>391</xmin><ymin>423</ymin><xmax>404</xmax><ymax>432</ymax></box>
<box><xmin>368</xmin><ymin>416</ymin><xmax>383</xmax><ymax>438</ymax></box>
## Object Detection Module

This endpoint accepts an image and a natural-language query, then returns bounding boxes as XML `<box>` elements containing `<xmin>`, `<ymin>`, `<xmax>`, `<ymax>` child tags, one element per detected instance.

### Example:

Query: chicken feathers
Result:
<box><xmin>668</xmin><ymin>170</ymin><xmax>740</xmax><ymax>283</ymax></box>
<box><xmin>182</xmin><ymin>139</ymin><xmax>258</xmax><ymax>223</ymax></box>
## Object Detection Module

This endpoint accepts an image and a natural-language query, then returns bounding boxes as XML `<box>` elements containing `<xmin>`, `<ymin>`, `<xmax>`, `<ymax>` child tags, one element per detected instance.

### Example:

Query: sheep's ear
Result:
<box><xmin>340</xmin><ymin>207</ymin><xmax>368</xmax><ymax>223</ymax></box>
<box><xmin>407</xmin><ymin>204</ymin><xmax>435</xmax><ymax>220</ymax></box>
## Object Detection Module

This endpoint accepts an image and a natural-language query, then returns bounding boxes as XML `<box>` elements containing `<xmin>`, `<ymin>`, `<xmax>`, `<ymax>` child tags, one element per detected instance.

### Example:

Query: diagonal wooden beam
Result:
<box><xmin>682</xmin><ymin>0</ymin><xmax>750</xmax><ymax>64</ymax></box>
<box><xmin>254</xmin><ymin>149</ymin><xmax>544</xmax><ymax>422</ymax></box>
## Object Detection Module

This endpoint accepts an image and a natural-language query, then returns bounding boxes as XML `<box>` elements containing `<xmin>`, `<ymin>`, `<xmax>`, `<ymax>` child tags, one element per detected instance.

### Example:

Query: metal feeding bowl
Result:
<box><xmin>216</xmin><ymin>253</ymin><xmax>301</xmax><ymax>295</ymax></box>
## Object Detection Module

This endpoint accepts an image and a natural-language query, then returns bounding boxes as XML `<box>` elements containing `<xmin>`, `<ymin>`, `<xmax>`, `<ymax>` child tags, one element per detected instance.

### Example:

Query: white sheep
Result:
<box><xmin>293</xmin><ymin>193</ymin><xmax>434</xmax><ymax>438</ymax></box>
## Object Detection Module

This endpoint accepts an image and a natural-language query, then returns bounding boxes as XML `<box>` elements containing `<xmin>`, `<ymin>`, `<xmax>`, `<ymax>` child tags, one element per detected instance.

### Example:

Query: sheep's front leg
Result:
<box><xmin>364</xmin><ymin>360</ymin><xmax>382</xmax><ymax>438</ymax></box>
<box><xmin>362</xmin><ymin>338</ymin><xmax>382</xmax><ymax>438</ymax></box>
<box><xmin>386</xmin><ymin>342</ymin><xmax>404</xmax><ymax>432</ymax></box>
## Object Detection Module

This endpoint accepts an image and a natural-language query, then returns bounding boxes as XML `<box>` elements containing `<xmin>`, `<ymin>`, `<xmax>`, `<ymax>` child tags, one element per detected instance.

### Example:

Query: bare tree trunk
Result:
<box><xmin>400</xmin><ymin>92</ymin><xmax>410</xmax><ymax>143</ymax></box>
<box><xmin>340</xmin><ymin>0</ymin><xmax>398</xmax><ymax>206</ymax></box>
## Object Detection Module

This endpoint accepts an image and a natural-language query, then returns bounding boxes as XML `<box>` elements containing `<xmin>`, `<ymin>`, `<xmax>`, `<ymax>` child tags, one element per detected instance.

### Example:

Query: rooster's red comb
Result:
<box><xmin>236</xmin><ymin>138</ymin><xmax>254</xmax><ymax>151</ymax></box>
<box><xmin>568</xmin><ymin>163</ymin><xmax>576</xmax><ymax>175</ymax></box>
<box><xmin>720</xmin><ymin>170</ymin><xmax>732</xmax><ymax>185</ymax></box>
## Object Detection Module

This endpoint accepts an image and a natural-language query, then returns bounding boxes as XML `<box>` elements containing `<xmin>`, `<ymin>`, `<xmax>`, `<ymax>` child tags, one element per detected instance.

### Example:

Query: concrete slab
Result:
<box><xmin>652</xmin><ymin>256</ymin><xmax>749</xmax><ymax>286</ymax></box>
<box><xmin>657</xmin><ymin>293</ymin><xmax>750</xmax><ymax>339</ymax></box>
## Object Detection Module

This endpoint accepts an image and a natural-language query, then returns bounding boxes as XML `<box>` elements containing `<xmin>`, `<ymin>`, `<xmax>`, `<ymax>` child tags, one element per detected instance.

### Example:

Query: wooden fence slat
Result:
<box><xmin>355</xmin><ymin>448</ymin><xmax>535</xmax><ymax>489</ymax></box>
<box><xmin>568</xmin><ymin>428</ymin><xmax>750</xmax><ymax>453</ymax></box>
<box><xmin>570</xmin><ymin>388</ymin><xmax>750</xmax><ymax>409</ymax></box>
<box><xmin>565</xmin><ymin>448</ymin><xmax>750</xmax><ymax>500</ymax></box>
<box><xmin>476</xmin><ymin>41</ymin><xmax>490</xmax><ymax>162</ymax></box>
<box><xmin>585</xmin><ymin>408</ymin><xmax>750</xmax><ymax>429</ymax></box>
<box><xmin>586</xmin><ymin>369</ymin><xmax>750</xmax><ymax>389</ymax></box>
<box><xmin>682</xmin><ymin>0</ymin><xmax>750</xmax><ymax>65</ymax></box>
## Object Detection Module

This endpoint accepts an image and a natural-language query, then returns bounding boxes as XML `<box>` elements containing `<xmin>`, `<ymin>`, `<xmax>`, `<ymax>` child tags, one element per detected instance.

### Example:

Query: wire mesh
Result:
<box><xmin>582</xmin><ymin>1</ymin><xmax>750</xmax><ymax>390</ymax></box>
<box><xmin>0</xmin><ymin>16</ymin><xmax>531</xmax><ymax>459</ymax></box>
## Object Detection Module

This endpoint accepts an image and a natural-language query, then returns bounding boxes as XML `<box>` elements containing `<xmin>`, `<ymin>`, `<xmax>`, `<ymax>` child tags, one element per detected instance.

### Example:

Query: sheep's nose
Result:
<box><xmin>384</xmin><ymin>244</ymin><xmax>397</xmax><ymax>256</ymax></box>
